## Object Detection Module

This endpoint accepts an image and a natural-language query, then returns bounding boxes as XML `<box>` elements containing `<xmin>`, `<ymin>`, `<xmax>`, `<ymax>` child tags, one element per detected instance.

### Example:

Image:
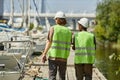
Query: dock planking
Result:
<box><xmin>23</xmin><ymin>49</ymin><xmax>107</xmax><ymax>80</ymax></box>
<box><xmin>23</xmin><ymin>65</ymin><xmax>107</xmax><ymax>80</ymax></box>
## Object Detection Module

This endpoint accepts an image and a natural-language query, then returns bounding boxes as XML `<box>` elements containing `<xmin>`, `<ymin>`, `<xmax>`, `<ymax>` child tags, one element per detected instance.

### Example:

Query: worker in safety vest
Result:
<box><xmin>41</xmin><ymin>11</ymin><xmax>72</xmax><ymax>80</ymax></box>
<box><xmin>72</xmin><ymin>18</ymin><xmax>96</xmax><ymax>80</ymax></box>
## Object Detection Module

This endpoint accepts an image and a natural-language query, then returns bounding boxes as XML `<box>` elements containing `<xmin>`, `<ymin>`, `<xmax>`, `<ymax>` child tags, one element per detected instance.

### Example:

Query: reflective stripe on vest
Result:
<box><xmin>75</xmin><ymin>31</ymin><xmax>95</xmax><ymax>64</ymax></box>
<box><xmin>53</xmin><ymin>40</ymin><xmax>71</xmax><ymax>45</ymax></box>
<box><xmin>75</xmin><ymin>47</ymin><xmax>95</xmax><ymax>50</ymax></box>
<box><xmin>48</xmin><ymin>25</ymin><xmax>72</xmax><ymax>59</ymax></box>
<box><xmin>51</xmin><ymin>46</ymin><xmax>70</xmax><ymax>51</ymax></box>
<box><xmin>75</xmin><ymin>53</ymin><xmax>94</xmax><ymax>56</ymax></box>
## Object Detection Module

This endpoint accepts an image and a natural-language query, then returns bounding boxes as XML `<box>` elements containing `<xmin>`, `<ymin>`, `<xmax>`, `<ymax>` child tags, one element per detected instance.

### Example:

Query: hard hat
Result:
<box><xmin>78</xmin><ymin>18</ymin><xmax>89</xmax><ymax>28</ymax></box>
<box><xmin>54</xmin><ymin>11</ymin><xmax>66</xmax><ymax>19</ymax></box>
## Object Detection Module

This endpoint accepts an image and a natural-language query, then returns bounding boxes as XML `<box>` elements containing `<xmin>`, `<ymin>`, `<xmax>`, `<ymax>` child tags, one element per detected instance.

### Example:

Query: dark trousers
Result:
<box><xmin>75</xmin><ymin>64</ymin><xmax>93</xmax><ymax>80</ymax></box>
<box><xmin>48</xmin><ymin>59</ymin><xmax>67</xmax><ymax>80</ymax></box>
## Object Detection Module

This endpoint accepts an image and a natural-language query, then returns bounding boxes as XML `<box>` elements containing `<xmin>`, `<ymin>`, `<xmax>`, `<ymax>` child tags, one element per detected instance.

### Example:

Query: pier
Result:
<box><xmin>23</xmin><ymin>49</ymin><xmax>107</xmax><ymax>80</ymax></box>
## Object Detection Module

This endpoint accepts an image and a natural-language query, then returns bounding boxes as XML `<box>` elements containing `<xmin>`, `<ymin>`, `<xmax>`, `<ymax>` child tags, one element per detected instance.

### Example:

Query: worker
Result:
<box><xmin>72</xmin><ymin>18</ymin><xmax>96</xmax><ymax>80</ymax></box>
<box><xmin>41</xmin><ymin>11</ymin><xmax>72</xmax><ymax>80</ymax></box>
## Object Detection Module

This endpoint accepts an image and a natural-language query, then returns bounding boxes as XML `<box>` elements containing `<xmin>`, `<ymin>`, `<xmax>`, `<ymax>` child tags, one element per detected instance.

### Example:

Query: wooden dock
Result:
<box><xmin>23</xmin><ymin>49</ymin><xmax>107</xmax><ymax>80</ymax></box>
<box><xmin>23</xmin><ymin>65</ymin><xmax>107</xmax><ymax>80</ymax></box>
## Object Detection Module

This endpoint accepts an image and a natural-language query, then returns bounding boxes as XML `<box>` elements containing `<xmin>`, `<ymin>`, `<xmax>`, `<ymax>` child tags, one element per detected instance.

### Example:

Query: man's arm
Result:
<box><xmin>41</xmin><ymin>27</ymin><xmax>54</xmax><ymax>63</ymax></box>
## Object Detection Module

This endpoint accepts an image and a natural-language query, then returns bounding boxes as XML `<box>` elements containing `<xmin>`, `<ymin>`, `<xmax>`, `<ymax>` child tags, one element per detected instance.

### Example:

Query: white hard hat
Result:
<box><xmin>54</xmin><ymin>11</ymin><xmax>66</xmax><ymax>19</ymax></box>
<box><xmin>78</xmin><ymin>18</ymin><xmax>89</xmax><ymax>28</ymax></box>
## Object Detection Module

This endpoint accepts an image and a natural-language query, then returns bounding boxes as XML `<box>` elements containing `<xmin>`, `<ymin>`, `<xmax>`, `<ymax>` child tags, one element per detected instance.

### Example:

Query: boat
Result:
<box><xmin>29</xmin><ymin>29</ymin><xmax>47</xmax><ymax>54</ymax></box>
<box><xmin>0</xmin><ymin>39</ymin><xmax>33</xmax><ymax>80</ymax></box>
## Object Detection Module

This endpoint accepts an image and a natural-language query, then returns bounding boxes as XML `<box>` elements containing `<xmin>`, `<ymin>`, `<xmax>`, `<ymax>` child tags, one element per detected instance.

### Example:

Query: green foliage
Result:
<box><xmin>109</xmin><ymin>52</ymin><xmax>120</xmax><ymax>75</ymax></box>
<box><xmin>37</xmin><ymin>26</ymin><xmax>43</xmax><ymax>31</ymax></box>
<box><xmin>95</xmin><ymin>0</ymin><xmax>120</xmax><ymax>42</ymax></box>
<box><xmin>96</xmin><ymin>0</ymin><xmax>120</xmax><ymax>74</ymax></box>
<box><xmin>116</xmin><ymin>67</ymin><xmax>120</xmax><ymax>75</ymax></box>
<box><xmin>110</xmin><ymin>53</ymin><xmax>120</xmax><ymax>61</ymax></box>
<box><xmin>29</xmin><ymin>23</ymin><xmax>43</xmax><ymax>31</ymax></box>
<box><xmin>29</xmin><ymin>23</ymin><xmax>34</xmax><ymax>30</ymax></box>
<box><xmin>94</xmin><ymin>25</ymin><xmax>106</xmax><ymax>40</ymax></box>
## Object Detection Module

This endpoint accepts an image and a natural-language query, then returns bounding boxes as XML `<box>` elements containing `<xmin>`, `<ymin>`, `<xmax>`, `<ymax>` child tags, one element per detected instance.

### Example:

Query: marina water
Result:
<box><xmin>95</xmin><ymin>45</ymin><xmax>120</xmax><ymax>80</ymax></box>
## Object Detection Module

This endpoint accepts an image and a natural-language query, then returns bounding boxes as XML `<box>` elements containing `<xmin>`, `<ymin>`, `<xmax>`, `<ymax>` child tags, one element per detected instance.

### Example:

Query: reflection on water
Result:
<box><xmin>95</xmin><ymin>45</ymin><xmax>120</xmax><ymax>80</ymax></box>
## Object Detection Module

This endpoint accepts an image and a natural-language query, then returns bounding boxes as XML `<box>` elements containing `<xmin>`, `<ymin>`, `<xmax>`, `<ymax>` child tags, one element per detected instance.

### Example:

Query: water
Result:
<box><xmin>95</xmin><ymin>45</ymin><xmax>120</xmax><ymax>80</ymax></box>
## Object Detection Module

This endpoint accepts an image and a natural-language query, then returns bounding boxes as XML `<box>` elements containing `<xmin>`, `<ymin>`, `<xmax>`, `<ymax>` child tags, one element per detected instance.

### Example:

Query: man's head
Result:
<box><xmin>78</xmin><ymin>18</ymin><xmax>89</xmax><ymax>31</ymax></box>
<box><xmin>54</xmin><ymin>11</ymin><xmax>67</xmax><ymax>25</ymax></box>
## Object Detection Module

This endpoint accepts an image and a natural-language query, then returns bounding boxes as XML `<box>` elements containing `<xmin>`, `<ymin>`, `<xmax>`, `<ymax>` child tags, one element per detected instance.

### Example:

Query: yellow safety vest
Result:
<box><xmin>75</xmin><ymin>31</ymin><xmax>95</xmax><ymax>64</ymax></box>
<box><xmin>48</xmin><ymin>25</ymin><xmax>72</xmax><ymax>59</ymax></box>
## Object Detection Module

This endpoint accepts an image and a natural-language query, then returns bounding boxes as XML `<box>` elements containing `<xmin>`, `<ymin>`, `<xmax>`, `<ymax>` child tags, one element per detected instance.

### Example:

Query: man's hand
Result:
<box><xmin>41</xmin><ymin>54</ymin><xmax>47</xmax><ymax>63</ymax></box>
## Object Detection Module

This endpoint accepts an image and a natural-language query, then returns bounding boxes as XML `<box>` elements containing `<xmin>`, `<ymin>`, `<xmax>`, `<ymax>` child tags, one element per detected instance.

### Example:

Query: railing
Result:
<box><xmin>3</xmin><ymin>13</ymin><xmax>96</xmax><ymax>18</ymax></box>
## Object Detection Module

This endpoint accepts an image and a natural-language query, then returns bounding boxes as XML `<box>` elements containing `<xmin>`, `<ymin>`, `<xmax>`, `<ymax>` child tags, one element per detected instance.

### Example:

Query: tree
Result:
<box><xmin>95</xmin><ymin>0</ymin><xmax>120</xmax><ymax>75</ymax></box>
<box><xmin>95</xmin><ymin>0</ymin><xmax>120</xmax><ymax>42</ymax></box>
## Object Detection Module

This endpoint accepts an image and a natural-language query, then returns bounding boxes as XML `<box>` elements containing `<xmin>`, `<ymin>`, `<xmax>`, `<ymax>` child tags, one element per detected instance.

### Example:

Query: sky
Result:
<box><xmin>3</xmin><ymin>0</ymin><xmax>99</xmax><ymax>14</ymax></box>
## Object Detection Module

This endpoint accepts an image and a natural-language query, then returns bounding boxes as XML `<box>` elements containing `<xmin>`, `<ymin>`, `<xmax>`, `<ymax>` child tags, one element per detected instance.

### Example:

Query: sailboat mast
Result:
<box><xmin>41</xmin><ymin>0</ymin><xmax>45</xmax><ymax>13</ymax></box>
<box><xmin>11</xmin><ymin>0</ymin><xmax>14</xmax><ymax>25</ymax></box>
<box><xmin>27</xmin><ymin>0</ymin><xmax>30</xmax><ymax>28</ymax></box>
<box><xmin>0</xmin><ymin>0</ymin><xmax>3</xmax><ymax>19</ymax></box>
<box><xmin>21</xmin><ymin>0</ymin><xmax>24</xmax><ymax>27</ymax></box>
<box><xmin>8</xmin><ymin>0</ymin><xmax>14</xmax><ymax>26</ymax></box>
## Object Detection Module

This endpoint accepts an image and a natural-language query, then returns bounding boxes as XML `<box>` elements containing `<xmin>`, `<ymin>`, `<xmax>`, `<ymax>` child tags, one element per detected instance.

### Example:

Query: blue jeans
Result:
<box><xmin>48</xmin><ymin>59</ymin><xmax>67</xmax><ymax>80</ymax></box>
